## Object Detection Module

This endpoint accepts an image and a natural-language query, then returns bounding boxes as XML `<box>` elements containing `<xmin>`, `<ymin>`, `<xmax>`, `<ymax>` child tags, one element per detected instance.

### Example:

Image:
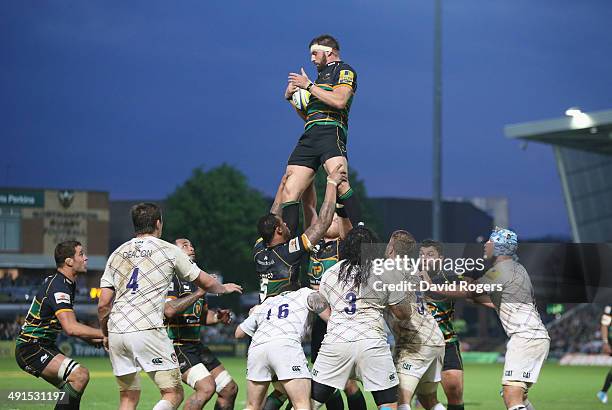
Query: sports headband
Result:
<box><xmin>310</xmin><ymin>44</ymin><xmax>333</xmax><ymax>53</ymax></box>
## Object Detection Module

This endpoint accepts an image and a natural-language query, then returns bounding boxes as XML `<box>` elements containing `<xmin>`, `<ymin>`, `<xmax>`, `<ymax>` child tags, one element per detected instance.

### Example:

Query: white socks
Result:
<box><xmin>398</xmin><ymin>404</ymin><xmax>411</xmax><ymax>410</ymax></box>
<box><xmin>152</xmin><ymin>399</ymin><xmax>175</xmax><ymax>410</ymax></box>
<box><xmin>432</xmin><ymin>404</ymin><xmax>447</xmax><ymax>410</ymax></box>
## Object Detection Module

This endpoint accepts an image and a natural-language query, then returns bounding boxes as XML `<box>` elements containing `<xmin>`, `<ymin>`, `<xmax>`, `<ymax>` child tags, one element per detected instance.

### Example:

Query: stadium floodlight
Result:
<box><xmin>565</xmin><ymin>107</ymin><xmax>583</xmax><ymax>117</ymax></box>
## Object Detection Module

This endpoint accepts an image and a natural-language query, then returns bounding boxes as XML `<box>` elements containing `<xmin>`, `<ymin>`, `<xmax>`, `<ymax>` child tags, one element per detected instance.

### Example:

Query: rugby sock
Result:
<box><xmin>432</xmin><ymin>404</ymin><xmax>447</xmax><ymax>410</ymax></box>
<box><xmin>152</xmin><ymin>399</ymin><xmax>174</xmax><ymax>410</ymax></box>
<box><xmin>523</xmin><ymin>399</ymin><xmax>535</xmax><ymax>410</ymax></box>
<box><xmin>447</xmin><ymin>404</ymin><xmax>463</xmax><ymax>410</ymax></box>
<box><xmin>507</xmin><ymin>406</ymin><xmax>526</xmax><ymax>410</ymax></box>
<box><xmin>338</xmin><ymin>189</ymin><xmax>362</xmax><ymax>226</ymax></box>
<box><xmin>397</xmin><ymin>404</ymin><xmax>411</xmax><ymax>410</ymax></box>
<box><xmin>324</xmin><ymin>389</ymin><xmax>344</xmax><ymax>410</ymax></box>
<box><xmin>54</xmin><ymin>382</ymin><xmax>82</xmax><ymax>410</ymax></box>
<box><xmin>603</xmin><ymin>369</ymin><xmax>612</xmax><ymax>392</ymax></box>
<box><xmin>346</xmin><ymin>389</ymin><xmax>367</xmax><ymax>410</ymax></box>
<box><xmin>310</xmin><ymin>399</ymin><xmax>324</xmax><ymax>410</ymax></box>
<box><xmin>263</xmin><ymin>392</ymin><xmax>287</xmax><ymax>410</ymax></box>
<box><xmin>281</xmin><ymin>201</ymin><xmax>300</xmax><ymax>235</ymax></box>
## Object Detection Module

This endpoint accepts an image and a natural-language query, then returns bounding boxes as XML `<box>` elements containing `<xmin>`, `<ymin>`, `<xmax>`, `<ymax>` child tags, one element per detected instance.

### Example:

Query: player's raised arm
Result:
<box><xmin>193</xmin><ymin>271</ymin><xmax>243</xmax><ymax>295</ymax></box>
<box><xmin>303</xmin><ymin>164</ymin><xmax>346</xmax><ymax>245</ymax></box>
<box><xmin>164</xmin><ymin>286</ymin><xmax>206</xmax><ymax>319</ymax></box>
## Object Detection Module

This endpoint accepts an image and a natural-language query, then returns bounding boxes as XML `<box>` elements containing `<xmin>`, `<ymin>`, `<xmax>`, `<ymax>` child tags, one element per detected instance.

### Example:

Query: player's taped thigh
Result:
<box><xmin>147</xmin><ymin>368</ymin><xmax>182</xmax><ymax>390</ymax></box>
<box><xmin>371</xmin><ymin>385</ymin><xmax>398</xmax><ymax>406</ymax></box>
<box><xmin>184</xmin><ymin>363</ymin><xmax>212</xmax><ymax>389</ymax></box>
<box><xmin>116</xmin><ymin>372</ymin><xmax>141</xmax><ymax>391</ymax></box>
<box><xmin>502</xmin><ymin>380</ymin><xmax>532</xmax><ymax>391</ymax></box>
<box><xmin>214</xmin><ymin>369</ymin><xmax>233</xmax><ymax>393</ymax></box>
<box><xmin>398</xmin><ymin>373</ymin><xmax>420</xmax><ymax>394</ymax></box>
<box><xmin>57</xmin><ymin>357</ymin><xmax>81</xmax><ymax>382</ymax></box>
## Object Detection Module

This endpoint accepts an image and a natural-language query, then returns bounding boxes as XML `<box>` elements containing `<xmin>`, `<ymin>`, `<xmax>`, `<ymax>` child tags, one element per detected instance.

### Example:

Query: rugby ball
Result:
<box><xmin>291</xmin><ymin>89</ymin><xmax>311</xmax><ymax>111</ymax></box>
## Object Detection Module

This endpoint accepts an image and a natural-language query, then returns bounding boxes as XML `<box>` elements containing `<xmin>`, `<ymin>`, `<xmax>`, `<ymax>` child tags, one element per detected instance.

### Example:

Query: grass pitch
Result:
<box><xmin>0</xmin><ymin>356</ymin><xmax>607</xmax><ymax>409</ymax></box>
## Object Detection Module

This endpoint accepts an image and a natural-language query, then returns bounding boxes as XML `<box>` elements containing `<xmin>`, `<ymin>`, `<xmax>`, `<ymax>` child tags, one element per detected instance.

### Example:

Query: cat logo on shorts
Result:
<box><xmin>338</xmin><ymin>70</ymin><xmax>354</xmax><ymax>86</ymax></box>
<box><xmin>522</xmin><ymin>371</ymin><xmax>531</xmax><ymax>378</ymax></box>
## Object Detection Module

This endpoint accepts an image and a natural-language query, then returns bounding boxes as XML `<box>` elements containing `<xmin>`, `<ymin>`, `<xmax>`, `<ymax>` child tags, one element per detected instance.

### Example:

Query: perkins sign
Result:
<box><xmin>0</xmin><ymin>190</ymin><xmax>44</xmax><ymax>207</ymax></box>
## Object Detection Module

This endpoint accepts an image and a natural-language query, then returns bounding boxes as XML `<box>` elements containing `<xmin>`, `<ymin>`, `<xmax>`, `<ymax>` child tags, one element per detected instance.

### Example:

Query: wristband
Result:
<box><xmin>306</xmin><ymin>82</ymin><xmax>314</xmax><ymax>92</ymax></box>
<box><xmin>327</xmin><ymin>178</ymin><xmax>338</xmax><ymax>186</ymax></box>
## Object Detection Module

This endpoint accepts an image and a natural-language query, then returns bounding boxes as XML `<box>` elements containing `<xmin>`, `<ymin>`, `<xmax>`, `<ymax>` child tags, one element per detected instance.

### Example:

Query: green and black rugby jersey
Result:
<box><xmin>426</xmin><ymin>271</ymin><xmax>462</xmax><ymax>344</ymax></box>
<box><xmin>307</xmin><ymin>238</ymin><xmax>341</xmax><ymax>287</ymax></box>
<box><xmin>253</xmin><ymin>234</ymin><xmax>311</xmax><ymax>301</ymax></box>
<box><xmin>305</xmin><ymin>61</ymin><xmax>357</xmax><ymax>133</ymax></box>
<box><xmin>17</xmin><ymin>272</ymin><xmax>76</xmax><ymax>346</ymax></box>
<box><xmin>166</xmin><ymin>275</ymin><xmax>208</xmax><ymax>345</ymax></box>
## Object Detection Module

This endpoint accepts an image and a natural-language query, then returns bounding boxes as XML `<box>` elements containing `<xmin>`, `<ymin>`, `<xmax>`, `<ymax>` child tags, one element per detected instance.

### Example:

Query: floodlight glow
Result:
<box><xmin>565</xmin><ymin>107</ymin><xmax>583</xmax><ymax>117</ymax></box>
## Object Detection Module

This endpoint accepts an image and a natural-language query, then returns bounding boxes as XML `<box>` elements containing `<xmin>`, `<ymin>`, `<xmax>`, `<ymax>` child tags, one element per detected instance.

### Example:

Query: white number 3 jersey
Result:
<box><xmin>101</xmin><ymin>236</ymin><xmax>200</xmax><ymax>333</ymax></box>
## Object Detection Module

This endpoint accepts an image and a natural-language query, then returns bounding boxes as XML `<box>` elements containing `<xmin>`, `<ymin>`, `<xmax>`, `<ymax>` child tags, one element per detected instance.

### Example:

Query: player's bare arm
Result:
<box><xmin>193</xmin><ymin>270</ymin><xmax>243</xmax><ymax>295</ymax></box>
<box><xmin>97</xmin><ymin>287</ymin><xmax>115</xmax><ymax>336</ymax></box>
<box><xmin>164</xmin><ymin>287</ymin><xmax>206</xmax><ymax>319</ymax></box>
<box><xmin>289</xmin><ymin>68</ymin><xmax>353</xmax><ymax>109</ymax></box>
<box><xmin>56</xmin><ymin>310</ymin><xmax>104</xmax><ymax>340</ymax></box>
<box><xmin>307</xmin><ymin>291</ymin><xmax>331</xmax><ymax>321</ymax></box>
<box><xmin>303</xmin><ymin>164</ymin><xmax>346</xmax><ymax>244</ymax></box>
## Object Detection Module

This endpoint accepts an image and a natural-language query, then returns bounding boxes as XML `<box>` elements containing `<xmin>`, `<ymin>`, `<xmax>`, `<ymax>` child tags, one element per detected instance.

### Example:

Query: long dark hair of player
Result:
<box><xmin>338</xmin><ymin>226</ymin><xmax>379</xmax><ymax>289</ymax></box>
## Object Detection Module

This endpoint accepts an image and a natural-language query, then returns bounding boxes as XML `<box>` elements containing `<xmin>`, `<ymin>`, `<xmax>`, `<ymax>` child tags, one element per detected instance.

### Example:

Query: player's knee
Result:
<box><xmin>162</xmin><ymin>387</ymin><xmax>184</xmax><ymax>408</ymax></box>
<box><xmin>219</xmin><ymin>379</ymin><xmax>238</xmax><ymax>400</ymax></box>
<box><xmin>194</xmin><ymin>377</ymin><xmax>215</xmax><ymax>400</ymax></box>
<box><xmin>70</xmin><ymin>366</ymin><xmax>90</xmax><ymax>390</ymax></box>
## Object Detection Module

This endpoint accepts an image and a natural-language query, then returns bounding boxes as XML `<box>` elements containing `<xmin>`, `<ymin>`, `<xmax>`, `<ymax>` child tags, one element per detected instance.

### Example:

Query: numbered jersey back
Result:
<box><xmin>100</xmin><ymin>236</ymin><xmax>200</xmax><ymax>333</ymax></box>
<box><xmin>319</xmin><ymin>260</ymin><xmax>406</xmax><ymax>344</ymax></box>
<box><xmin>247</xmin><ymin>287</ymin><xmax>315</xmax><ymax>347</ymax></box>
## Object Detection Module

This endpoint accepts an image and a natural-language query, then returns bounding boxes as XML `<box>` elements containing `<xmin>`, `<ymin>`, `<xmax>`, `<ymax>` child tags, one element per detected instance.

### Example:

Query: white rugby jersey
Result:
<box><xmin>389</xmin><ymin>272</ymin><xmax>445</xmax><ymax>348</ymax></box>
<box><xmin>477</xmin><ymin>259</ymin><xmax>549</xmax><ymax>340</ymax></box>
<box><xmin>319</xmin><ymin>260</ymin><xmax>406</xmax><ymax>343</ymax></box>
<box><xmin>239</xmin><ymin>287</ymin><xmax>315</xmax><ymax>347</ymax></box>
<box><xmin>101</xmin><ymin>236</ymin><xmax>200</xmax><ymax>333</ymax></box>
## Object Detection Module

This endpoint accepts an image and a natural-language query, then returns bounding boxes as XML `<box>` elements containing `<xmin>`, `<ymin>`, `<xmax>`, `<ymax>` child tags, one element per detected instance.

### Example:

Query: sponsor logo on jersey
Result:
<box><xmin>40</xmin><ymin>353</ymin><xmax>49</xmax><ymax>363</ymax></box>
<box><xmin>338</xmin><ymin>70</ymin><xmax>354</xmax><ymax>85</ymax></box>
<box><xmin>288</xmin><ymin>238</ymin><xmax>301</xmax><ymax>253</ymax></box>
<box><xmin>152</xmin><ymin>357</ymin><xmax>163</xmax><ymax>365</ymax></box>
<box><xmin>257</xmin><ymin>255</ymin><xmax>275</xmax><ymax>266</ymax></box>
<box><xmin>54</xmin><ymin>292</ymin><xmax>71</xmax><ymax>305</ymax></box>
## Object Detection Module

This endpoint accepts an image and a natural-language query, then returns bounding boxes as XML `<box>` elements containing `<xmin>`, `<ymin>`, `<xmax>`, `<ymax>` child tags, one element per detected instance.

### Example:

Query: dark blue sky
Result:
<box><xmin>2</xmin><ymin>1</ymin><xmax>612</xmax><ymax>238</ymax></box>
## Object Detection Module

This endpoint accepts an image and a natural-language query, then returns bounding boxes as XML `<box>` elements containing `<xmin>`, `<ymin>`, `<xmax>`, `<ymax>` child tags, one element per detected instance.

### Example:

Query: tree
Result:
<box><xmin>163</xmin><ymin>164</ymin><xmax>268</xmax><ymax>292</ymax></box>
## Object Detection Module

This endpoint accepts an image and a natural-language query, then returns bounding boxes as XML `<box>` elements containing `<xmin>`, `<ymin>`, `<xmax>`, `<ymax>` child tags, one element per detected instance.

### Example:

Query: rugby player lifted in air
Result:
<box><xmin>16</xmin><ymin>241</ymin><xmax>104</xmax><ymax>410</ymax></box>
<box><xmin>98</xmin><ymin>203</ymin><xmax>242</xmax><ymax>410</ymax></box>
<box><xmin>279</xmin><ymin>34</ymin><xmax>362</xmax><ymax>233</ymax></box>
<box><xmin>164</xmin><ymin>238</ymin><xmax>239</xmax><ymax>410</ymax></box>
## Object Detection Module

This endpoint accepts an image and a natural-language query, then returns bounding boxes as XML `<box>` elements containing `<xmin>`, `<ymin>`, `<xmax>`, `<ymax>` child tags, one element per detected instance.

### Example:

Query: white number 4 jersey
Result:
<box><xmin>100</xmin><ymin>236</ymin><xmax>200</xmax><ymax>333</ymax></box>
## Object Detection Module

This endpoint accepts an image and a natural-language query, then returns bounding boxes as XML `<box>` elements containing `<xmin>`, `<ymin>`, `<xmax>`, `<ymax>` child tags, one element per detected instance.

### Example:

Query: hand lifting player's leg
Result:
<box><xmin>40</xmin><ymin>352</ymin><xmax>90</xmax><ymax>410</ymax></box>
<box><xmin>323</xmin><ymin>156</ymin><xmax>361</xmax><ymax>226</ymax></box>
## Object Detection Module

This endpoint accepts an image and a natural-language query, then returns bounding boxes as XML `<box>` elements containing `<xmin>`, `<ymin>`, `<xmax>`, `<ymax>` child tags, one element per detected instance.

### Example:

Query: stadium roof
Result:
<box><xmin>504</xmin><ymin>109</ymin><xmax>612</xmax><ymax>155</ymax></box>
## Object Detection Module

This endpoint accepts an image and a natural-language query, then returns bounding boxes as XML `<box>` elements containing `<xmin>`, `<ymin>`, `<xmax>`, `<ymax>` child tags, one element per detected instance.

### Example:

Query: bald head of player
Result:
<box><xmin>175</xmin><ymin>238</ymin><xmax>196</xmax><ymax>261</ymax></box>
<box><xmin>257</xmin><ymin>214</ymin><xmax>291</xmax><ymax>246</ymax></box>
<box><xmin>309</xmin><ymin>34</ymin><xmax>341</xmax><ymax>72</ymax></box>
<box><xmin>131</xmin><ymin>202</ymin><xmax>163</xmax><ymax>238</ymax></box>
